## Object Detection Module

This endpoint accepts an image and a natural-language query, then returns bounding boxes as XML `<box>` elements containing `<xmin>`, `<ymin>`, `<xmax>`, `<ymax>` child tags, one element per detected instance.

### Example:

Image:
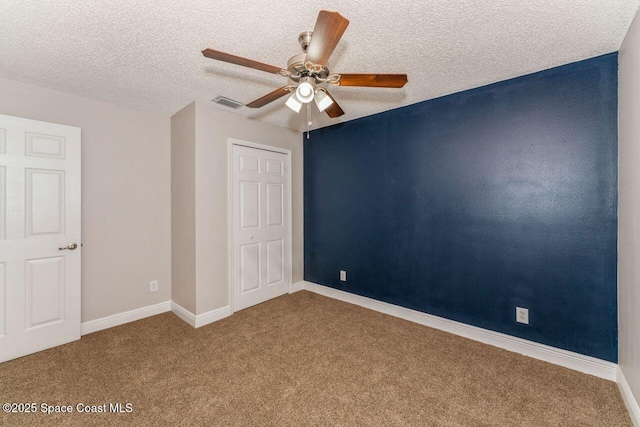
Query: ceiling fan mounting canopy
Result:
<box><xmin>201</xmin><ymin>10</ymin><xmax>408</xmax><ymax>118</ymax></box>
<box><xmin>298</xmin><ymin>31</ymin><xmax>313</xmax><ymax>52</ymax></box>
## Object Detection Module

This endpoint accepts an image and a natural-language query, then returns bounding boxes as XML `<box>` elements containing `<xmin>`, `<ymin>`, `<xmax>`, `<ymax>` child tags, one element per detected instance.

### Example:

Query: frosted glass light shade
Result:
<box><xmin>314</xmin><ymin>90</ymin><xmax>334</xmax><ymax>112</ymax></box>
<box><xmin>285</xmin><ymin>93</ymin><xmax>303</xmax><ymax>112</ymax></box>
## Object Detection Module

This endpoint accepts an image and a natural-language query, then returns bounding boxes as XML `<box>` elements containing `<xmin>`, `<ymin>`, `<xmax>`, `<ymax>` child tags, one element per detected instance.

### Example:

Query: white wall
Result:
<box><xmin>0</xmin><ymin>77</ymin><xmax>172</xmax><ymax>322</ymax></box>
<box><xmin>171</xmin><ymin>103</ymin><xmax>197</xmax><ymax>313</ymax></box>
<box><xmin>171</xmin><ymin>102</ymin><xmax>303</xmax><ymax>315</ymax></box>
<box><xmin>619</xmin><ymin>9</ymin><xmax>640</xmax><ymax>417</ymax></box>
<box><xmin>195</xmin><ymin>102</ymin><xmax>303</xmax><ymax>314</ymax></box>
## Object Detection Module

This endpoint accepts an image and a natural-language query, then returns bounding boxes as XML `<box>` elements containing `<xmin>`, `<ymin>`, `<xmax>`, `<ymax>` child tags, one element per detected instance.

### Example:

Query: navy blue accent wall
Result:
<box><xmin>304</xmin><ymin>53</ymin><xmax>618</xmax><ymax>362</ymax></box>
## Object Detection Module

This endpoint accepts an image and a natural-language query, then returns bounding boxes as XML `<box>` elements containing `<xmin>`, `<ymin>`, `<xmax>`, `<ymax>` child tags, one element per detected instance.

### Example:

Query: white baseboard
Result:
<box><xmin>81</xmin><ymin>300</ymin><xmax>172</xmax><ymax>335</ymax></box>
<box><xmin>618</xmin><ymin>367</ymin><xmax>640</xmax><ymax>426</ymax></box>
<box><xmin>297</xmin><ymin>281</ymin><xmax>618</xmax><ymax>381</ymax></box>
<box><xmin>194</xmin><ymin>305</ymin><xmax>232</xmax><ymax>328</ymax></box>
<box><xmin>170</xmin><ymin>301</ymin><xmax>231</xmax><ymax>328</ymax></box>
<box><xmin>170</xmin><ymin>301</ymin><xmax>197</xmax><ymax>327</ymax></box>
<box><xmin>291</xmin><ymin>281</ymin><xmax>305</xmax><ymax>292</ymax></box>
<box><xmin>82</xmin><ymin>300</ymin><xmax>232</xmax><ymax>335</ymax></box>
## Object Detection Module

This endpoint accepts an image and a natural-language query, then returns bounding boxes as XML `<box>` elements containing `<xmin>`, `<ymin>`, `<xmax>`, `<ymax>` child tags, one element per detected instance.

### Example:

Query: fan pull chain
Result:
<box><xmin>306</xmin><ymin>103</ymin><xmax>311</xmax><ymax>139</ymax></box>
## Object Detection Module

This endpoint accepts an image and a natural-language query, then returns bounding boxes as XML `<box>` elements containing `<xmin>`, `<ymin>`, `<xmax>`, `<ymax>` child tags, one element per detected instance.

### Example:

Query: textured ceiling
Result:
<box><xmin>0</xmin><ymin>1</ymin><xmax>638</xmax><ymax>131</ymax></box>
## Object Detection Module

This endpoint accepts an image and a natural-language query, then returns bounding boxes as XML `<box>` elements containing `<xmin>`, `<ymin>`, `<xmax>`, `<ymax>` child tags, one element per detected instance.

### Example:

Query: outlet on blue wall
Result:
<box><xmin>304</xmin><ymin>53</ymin><xmax>618</xmax><ymax>362</ymax></box>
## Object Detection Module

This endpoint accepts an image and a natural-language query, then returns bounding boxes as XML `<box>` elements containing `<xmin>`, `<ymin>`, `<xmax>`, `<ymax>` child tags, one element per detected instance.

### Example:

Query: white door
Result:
<box><xmin>232</xmin><ymin>143</ymin><xmax>290</xmax><ymax>311</ymax></box>
<box><xmin>0</xmin><ymin>114</ymin><xmax>81</xmax><ymax>363</ymax></box>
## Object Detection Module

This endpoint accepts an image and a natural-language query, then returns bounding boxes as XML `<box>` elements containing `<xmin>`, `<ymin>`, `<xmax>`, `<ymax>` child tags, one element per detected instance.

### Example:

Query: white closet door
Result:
<box><xmin>0</xmin><ymin>114</ymin><xmax>81</xmax><ymax>363</ymax></box>
<box><xmin>232</xmin><ymin>143</ymin><xmax>290</xmax><ymax>311</ymax></box>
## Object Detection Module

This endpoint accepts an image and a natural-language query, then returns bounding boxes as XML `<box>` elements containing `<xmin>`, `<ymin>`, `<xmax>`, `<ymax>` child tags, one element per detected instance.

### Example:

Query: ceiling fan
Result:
<box><xmin>201</xmin><ymin>10</ymin><xmax>408</xmax><ymax>120</ymax></box>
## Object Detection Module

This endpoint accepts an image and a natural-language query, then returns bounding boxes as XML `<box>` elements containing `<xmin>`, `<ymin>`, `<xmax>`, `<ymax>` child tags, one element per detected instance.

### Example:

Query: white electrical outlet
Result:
<box><xmin>516</xmin><ymin>307</ymin><xmax>529</xmax><ymax>324</ymax></box>
<box><xmin>340</xmin><ymin>270</ymin><xmax>347</xmax><ymax>281</ymax></box>
<box><xmin>150</xmin><ymin>280</ymin><xmax>158</xmax><ymax>292</ymax></box>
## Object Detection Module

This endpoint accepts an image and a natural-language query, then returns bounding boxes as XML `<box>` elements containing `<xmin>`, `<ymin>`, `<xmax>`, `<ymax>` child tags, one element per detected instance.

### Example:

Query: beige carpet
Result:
<box><xmin>0</xmin><ymin>290</ymin><xmax>631</xmax><ymax>426</ymax></box>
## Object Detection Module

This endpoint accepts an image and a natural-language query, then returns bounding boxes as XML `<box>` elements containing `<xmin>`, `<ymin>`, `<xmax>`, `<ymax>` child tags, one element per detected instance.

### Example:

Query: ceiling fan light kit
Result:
<box><xmin>282</xmin><ymin>76</ymin><xmax>335</xmax><ymax>114</ymax></box>
<box><xmin>202</xmin><ymin>10</ymin><xmax>408</xmax><ymax>125</ymax></box>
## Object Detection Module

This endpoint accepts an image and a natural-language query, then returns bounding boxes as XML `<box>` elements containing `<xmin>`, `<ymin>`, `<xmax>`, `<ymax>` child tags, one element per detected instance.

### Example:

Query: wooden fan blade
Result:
<box><xmin>320</xmin><ymin>89</ymin><xmax>345</xmax><ymax>118</ymax></box>
<box><xmin>305</xmin><ymin>10</ymin><xmax>349</xmax><ymax>67</ymax></box>
<box><xmin>338</xmin><ymin>74</ymin><xmax>408</xmax><ymax>88</ymax></box>
<box><xmin>246</xmin><ymin>87</ymin><xmax>291</xmax><ymax>108</ymax></box>
<box><xmin>202</xmin><ymin>48</ymin><xmax>284</xmax><ymax>74</ymax></box>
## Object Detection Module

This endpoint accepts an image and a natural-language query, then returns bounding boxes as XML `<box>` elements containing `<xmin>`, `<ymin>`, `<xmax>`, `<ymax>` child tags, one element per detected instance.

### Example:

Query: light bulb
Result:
<box><xmin>295</xmin><ymin>82</ymin><xmax>315</xmax><ymax>103</ymax></box>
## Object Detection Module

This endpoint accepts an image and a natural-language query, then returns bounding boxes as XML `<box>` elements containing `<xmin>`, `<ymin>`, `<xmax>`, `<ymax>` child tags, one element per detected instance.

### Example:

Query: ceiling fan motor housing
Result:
<box><xmin>287</xmin><ymin>53</ymin><xmax>330</xmax><ymax>82</ymax></box>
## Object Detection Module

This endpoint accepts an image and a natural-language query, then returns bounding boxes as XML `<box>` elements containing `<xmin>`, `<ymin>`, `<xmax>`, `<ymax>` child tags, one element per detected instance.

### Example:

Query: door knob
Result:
<box><xmin>249</xmin><ymin>235</ymin><xmax>254</xmax><ymax>239</ymax></box>
<box><xmin>58</xmin><ymin>242</ymin><xmax>78</xmax><ymax>251</ymax></box>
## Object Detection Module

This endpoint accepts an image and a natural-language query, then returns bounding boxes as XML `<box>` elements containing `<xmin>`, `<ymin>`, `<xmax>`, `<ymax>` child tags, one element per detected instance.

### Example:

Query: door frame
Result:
<box><xmin>227</xmin><ymin>138</ymin><xmax>293</xmax><ymax>314</ymax></box>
